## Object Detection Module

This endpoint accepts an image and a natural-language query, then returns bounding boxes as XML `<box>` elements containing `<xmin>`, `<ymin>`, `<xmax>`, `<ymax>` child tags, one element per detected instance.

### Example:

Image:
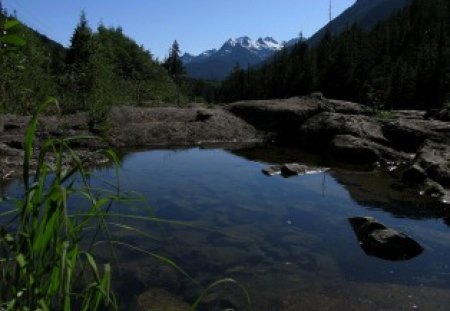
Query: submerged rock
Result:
<box><xmin>135</xmin><ymin>288</ymin><xmax>189</xmax><ymax>311</ymax></box>
<box><xmin>349</xmin><ymin>216</ymin><xmax>423</xmax><ymax>260</ymax></box>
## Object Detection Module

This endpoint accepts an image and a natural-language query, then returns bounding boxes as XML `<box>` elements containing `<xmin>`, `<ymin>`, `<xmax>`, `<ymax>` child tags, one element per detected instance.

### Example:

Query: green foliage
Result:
<box><xmin>94</xmin><ymin>26</ymin><xmax>182</xmax><ymax>106</ymax></box>
<box><xmin>0</xmin><ymin>98</ymin><xmax>118</xmax><ymax>310</ymax></box>
<box><xmin>218</xmin><ymin>0</ymin><xmax>450</xmax><ymax>109</ymax></box>
<box><xmin>0</xmin><ymin>10</ymin><xmax>186</xmax><ymax>116</ymax></box>
<box><xmin>0</xmin><ymin>13</ymin><xmax>62</xmax><ymax>114</ymax></box>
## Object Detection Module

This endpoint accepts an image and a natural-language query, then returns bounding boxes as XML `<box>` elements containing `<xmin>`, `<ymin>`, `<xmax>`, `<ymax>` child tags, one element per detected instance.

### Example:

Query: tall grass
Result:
<box><xmin>0</xmin><ymin>98</ymin><xmax>119</xmax><ymax>310</ymax></box>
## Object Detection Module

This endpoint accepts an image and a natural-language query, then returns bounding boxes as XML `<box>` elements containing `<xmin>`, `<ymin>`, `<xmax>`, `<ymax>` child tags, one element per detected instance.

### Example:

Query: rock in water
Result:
<box><xmin>281</xmin><ymin>163</ymin><xmax>329</xmax><ymax>178</ymax></box>
<box><xmin>262</xmin><ymin>163</ymin><xmax>329</xmax><ymax>177</ymax></box>
<box><xmin>262</xmin><ymin>165</ymin><xmax>282</xmax><ymax>176</ymax></box>
<box><xmin>281</xmin><ymin>163</ymin><xmax>309</xmax><ymax>177</ymax></box>
<box><xmin>349</xmin><ymin>216</ymin><xmax>423</xmax><ymax>260</ymax></box>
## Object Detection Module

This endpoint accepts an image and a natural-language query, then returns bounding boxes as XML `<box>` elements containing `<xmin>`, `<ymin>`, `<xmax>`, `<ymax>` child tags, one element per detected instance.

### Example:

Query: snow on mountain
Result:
<box><xmin>219</xmin><ymin>36</ymin><xmax>283</xmax><ymax>52</ymax></box>
<box><xmin>182</xmin><ymin>36</ymin><xmax>283</xmax><ymax>80</ymax></box>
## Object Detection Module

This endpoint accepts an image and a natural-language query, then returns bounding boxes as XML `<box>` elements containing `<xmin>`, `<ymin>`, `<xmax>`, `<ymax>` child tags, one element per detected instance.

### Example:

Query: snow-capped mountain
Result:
<box><xmin>182</xmin><ymin>36</ymin><xmax>283</xmax><ymax>81</ymax></box>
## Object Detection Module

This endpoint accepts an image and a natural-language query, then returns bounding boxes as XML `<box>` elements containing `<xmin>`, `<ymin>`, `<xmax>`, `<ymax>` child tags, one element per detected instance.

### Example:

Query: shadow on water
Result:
<box><xmin>231</xmin><ymin>145</ymin><xmax>449</xmax><ymax>224</ymax></box>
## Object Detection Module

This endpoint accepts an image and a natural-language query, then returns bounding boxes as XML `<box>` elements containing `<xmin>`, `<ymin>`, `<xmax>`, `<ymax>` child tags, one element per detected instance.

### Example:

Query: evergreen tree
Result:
<box><xmin>163</xmin><ymin>40</ymin><xmax>185</xmax><ymax>82</ymax></box>
<box><xmin>65</xmin><ymin>11</ymin><xmax>95</xmax><ymax>111</ymax></box>
<box><xmin>66</xmin><ymin>11</ymin><xmax>93</xmax><ymax>67</ymax></box>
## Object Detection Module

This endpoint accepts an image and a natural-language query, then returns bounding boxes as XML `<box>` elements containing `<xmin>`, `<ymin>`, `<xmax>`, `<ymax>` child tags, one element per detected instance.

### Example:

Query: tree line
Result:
<box><xmin>217</xmin><ymin>0</ymin><xmax>449</xmax><ymax>110</ymax></box>
<box><xmin>0</xmin><ymin>8</ymin><xmax>185</xmax><ymax>119</ymax></box>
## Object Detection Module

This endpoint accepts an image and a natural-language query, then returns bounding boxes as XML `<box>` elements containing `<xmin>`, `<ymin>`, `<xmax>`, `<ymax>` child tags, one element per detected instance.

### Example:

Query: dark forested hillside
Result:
<box><xmin>0</xmin><ymin>9</ymin><xmax>183</xmax><ymax>116</ymax></box>
<box><xmin>307</xmin><ymin>0</ymin><xmax>410</xmax><ymax>46</ymax></box>
<box><xmin>219</xmin><ymin>0</ymin><xmax>450</xmax><ymax>110</ymax></box>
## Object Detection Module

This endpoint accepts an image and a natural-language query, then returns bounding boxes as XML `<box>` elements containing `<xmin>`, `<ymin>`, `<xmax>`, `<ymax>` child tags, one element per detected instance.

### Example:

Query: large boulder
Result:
<box><xmin>413</xmin><ymin>139</ymin><xmax>450</xmax><ymax>187</ymax></box>
<box><xmin>330</xmin><ymin>134</ymin><xmax>407</xmax><ymax>163</ymax></box>
<box><xmin>299</xmin><ymin>112</ymin><xmax>388</xmax><ymax>149</ymax></box>
<box><xmin>349</xmin><ymin>216</ymin><xmax>423</xmax><ymax>260</ymax></box>
<box><xmin>382</xmin><ymin>119</ymin><xmax>449</xmax><ymax>153</ymax></box>
<box><xmin>228</xmin><ymin>97</ymin><xmax>322</xmax><ymax>134</ymax></box>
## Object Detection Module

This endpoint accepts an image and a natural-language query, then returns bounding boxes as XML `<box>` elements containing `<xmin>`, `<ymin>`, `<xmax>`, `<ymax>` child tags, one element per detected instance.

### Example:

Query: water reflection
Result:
<box><xmin>233</xmin><ymin>145</ymin><xmax>449</xmax><ymax>222</ymax></box>
<box><xmin>1</xmin><ymin>146</ymin><xmax>450</xmax><ymax>309</ymax></box>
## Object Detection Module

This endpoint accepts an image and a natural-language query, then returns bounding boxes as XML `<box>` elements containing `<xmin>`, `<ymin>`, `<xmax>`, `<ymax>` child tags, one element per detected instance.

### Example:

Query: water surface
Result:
<box><xmin>2</xmin><ymin>146</ymin><xmax>450</xmax><ymax>310</ymax></box>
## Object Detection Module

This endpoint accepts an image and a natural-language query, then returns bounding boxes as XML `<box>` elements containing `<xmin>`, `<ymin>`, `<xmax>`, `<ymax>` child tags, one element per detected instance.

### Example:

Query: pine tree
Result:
<box><xmin>66</xmin><ymin>11</ymin><xmax>93</xmax><ymax>67</ymax></box>
<box><xmin>65</xmin><ymin>11</ymin><xmax>95</xmax><ymax>111</ymax></box>
<box><xmin>163</xmin><ymin>40</ymin><xmax>185</xmax><ymax>82</ymax></box>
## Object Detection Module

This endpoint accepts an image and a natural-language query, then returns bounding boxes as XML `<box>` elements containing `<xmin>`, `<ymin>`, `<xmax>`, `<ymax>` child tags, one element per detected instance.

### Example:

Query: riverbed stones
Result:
<box><xmin>349</xmin><ymin>217</ymin><xmax>423</xmax><ymax>260</ymax></box>
<box><xmin>135</xmin><ymin>288</ymin><xmax>189</xmax><ymax>311</ymax></box>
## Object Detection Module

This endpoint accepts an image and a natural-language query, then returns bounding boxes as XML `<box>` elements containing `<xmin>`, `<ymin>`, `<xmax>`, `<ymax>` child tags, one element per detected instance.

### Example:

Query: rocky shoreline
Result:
<box><xmin>0</xmin><ymin>94</ymin><xmax>449</xmax><ymax>205</ymax></box>
<box><xmin>228</xmin><ymin>94</ymin><xmax>450</xmax><ymax>204</ymax></box>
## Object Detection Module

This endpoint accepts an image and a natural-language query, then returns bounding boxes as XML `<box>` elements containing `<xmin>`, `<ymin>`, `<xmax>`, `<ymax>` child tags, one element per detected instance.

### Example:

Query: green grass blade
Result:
<box><xmin>96</xmin><ymin>240</ymin><xmax>196</xmax><ymax>284</ymax></box>
<box><xmin>23</xmin><ymin>97</ymin><xmax>58</xmax><ymax>190</ymax></box>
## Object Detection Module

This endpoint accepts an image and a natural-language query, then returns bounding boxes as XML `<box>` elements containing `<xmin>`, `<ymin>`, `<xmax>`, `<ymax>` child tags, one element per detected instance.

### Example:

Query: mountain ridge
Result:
<box><xmin>181</xmin><ymin>36</ymin><xmax>283</xmax><ymax>81</ymax></box>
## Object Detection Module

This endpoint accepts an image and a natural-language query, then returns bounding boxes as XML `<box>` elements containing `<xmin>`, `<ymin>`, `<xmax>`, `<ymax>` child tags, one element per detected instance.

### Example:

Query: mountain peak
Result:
<box><xmin>220</xmin><ymin>36</ymin><xmax>282</xmax><ymax>52</ymax></box>
<box><xmin>182</xmin><ymin>36</ymin><xmax>283</xmax><ymax>80</ymax></box>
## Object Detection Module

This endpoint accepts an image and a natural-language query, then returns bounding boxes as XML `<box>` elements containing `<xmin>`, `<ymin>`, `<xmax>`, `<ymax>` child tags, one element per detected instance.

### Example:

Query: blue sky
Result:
<box><xmin>3</xmin><ymin>0</ymin><xmax>355</xmax><ymax>60</ymax></box>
